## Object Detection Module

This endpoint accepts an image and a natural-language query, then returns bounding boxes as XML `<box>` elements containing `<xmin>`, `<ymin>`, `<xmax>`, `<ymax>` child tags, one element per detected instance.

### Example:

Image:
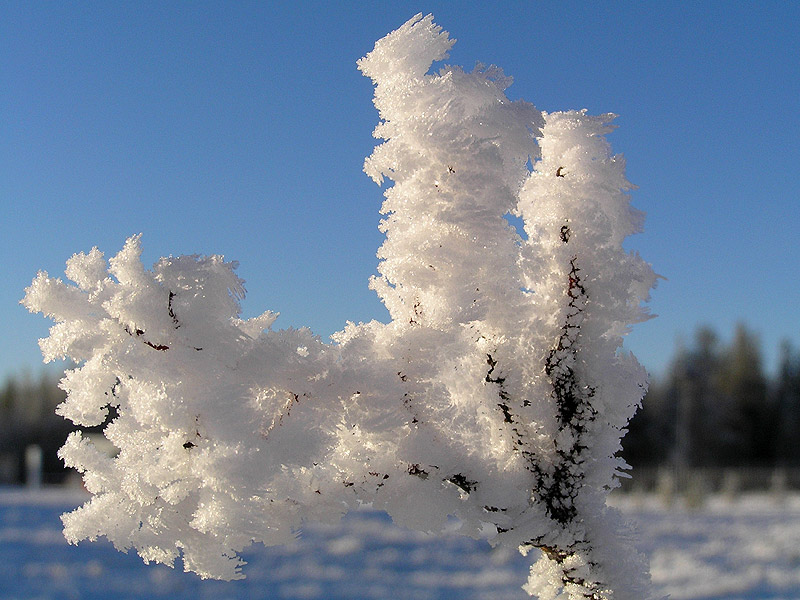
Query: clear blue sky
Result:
<box><xmin>2</xmin><ymin>1</ymin><xmax>798</xmax><ymax>383</ymax></box>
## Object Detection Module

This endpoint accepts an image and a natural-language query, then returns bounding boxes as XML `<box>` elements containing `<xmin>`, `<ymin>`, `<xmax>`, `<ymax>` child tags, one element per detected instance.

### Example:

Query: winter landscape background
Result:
<box><xmin>3</xmin><ymin>3</ymin><xmax>799</xmax><ymax>598</ymax></box>
<box><xmin>2</xmin><ymin>487</ymin><xmax>799</xmax><ymax>600</ymax></box>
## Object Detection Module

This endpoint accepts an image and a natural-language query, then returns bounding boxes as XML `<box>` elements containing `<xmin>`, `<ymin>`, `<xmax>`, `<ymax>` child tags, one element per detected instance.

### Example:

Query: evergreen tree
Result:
<box><xmin>622</xmin><ymin>374</ymin><xmax>672</xmax><ymax>468</ymax></box>
<box><xmin>719</xmin><ymin>324</ymin><xmax>772</xmax><ymax>464</ymax></box>
<box><xmin>678</xmin><ymin>327</ymin><xmax>738</xmax><ymax>467</ymax></box>
<box><xmin>774</xmin><ymin>340</ymin><xmax>800</xmax><ymax>465</ymax></box>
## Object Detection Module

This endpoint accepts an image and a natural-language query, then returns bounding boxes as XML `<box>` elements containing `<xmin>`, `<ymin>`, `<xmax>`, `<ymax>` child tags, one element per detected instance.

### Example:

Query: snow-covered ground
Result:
<box><xmin>1</xmin><ymin>487</ymin><xmax>798</xmax><ymax>599</ymax></box>
<box><xmin>612</xmin><ymin>493</ymin><xmax>800</xmax><ymax>600</ymax></box>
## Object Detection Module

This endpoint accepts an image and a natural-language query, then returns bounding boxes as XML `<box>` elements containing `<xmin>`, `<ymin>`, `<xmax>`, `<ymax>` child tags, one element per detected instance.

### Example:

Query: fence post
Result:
<box><xmin>25</xmin><ymin>445</ymin><xmax>42</xmax><ymax>489</ymax></box>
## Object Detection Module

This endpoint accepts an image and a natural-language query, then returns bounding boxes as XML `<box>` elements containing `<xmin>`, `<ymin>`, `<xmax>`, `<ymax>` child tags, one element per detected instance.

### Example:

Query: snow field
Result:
<box><xmin>612</xmin><ymin>493</ymin><xmax>800</xmax><ymax>600</ymax></box>
<box><xmin>1</xmin><ymin>488</ymin><xmax>799</xmax><ymax>599</ymax></box>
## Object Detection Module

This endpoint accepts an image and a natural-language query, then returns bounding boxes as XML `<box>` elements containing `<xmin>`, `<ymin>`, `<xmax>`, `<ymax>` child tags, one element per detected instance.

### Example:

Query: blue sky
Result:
<box><xmin>2</xmin><ymin>1</ymin><xmax>798</xmax><ymax>383</ymax></box>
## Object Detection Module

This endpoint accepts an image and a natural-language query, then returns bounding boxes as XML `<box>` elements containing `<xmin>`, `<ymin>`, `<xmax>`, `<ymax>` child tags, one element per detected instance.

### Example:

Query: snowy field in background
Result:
<box><xmin>1</xmin><ymin>488</ymin><xmax>799</xmax><ymax>600</ymax></box>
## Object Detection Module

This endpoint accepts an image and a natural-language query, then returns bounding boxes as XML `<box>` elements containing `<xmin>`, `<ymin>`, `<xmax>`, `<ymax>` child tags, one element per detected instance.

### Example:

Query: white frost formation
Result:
<box><xmin>23</xmin><ymin>14</ymin><xmax>657</xmax><ymax>599</ymax></box>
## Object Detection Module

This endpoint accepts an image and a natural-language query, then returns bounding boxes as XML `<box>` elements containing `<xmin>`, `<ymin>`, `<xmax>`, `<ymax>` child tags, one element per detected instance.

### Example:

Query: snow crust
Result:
<box><xmin>23</xmin><ymin>13</ymin><xmax>656</xmax><ymax>599</ymax></box>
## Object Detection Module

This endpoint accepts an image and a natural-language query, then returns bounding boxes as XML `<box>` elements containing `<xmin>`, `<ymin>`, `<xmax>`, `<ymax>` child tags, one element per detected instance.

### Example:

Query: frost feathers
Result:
<box><xmin>24</xmin><ymin>15</ymin><xmax>655</xmax><ymax>598</ymax></box>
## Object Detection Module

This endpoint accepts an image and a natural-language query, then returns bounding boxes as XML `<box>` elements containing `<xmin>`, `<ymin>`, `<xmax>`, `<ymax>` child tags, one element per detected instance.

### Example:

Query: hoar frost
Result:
<box><xmin>24</xmin><ymin>14</ymin><xmax>657</xmax><ymax>599</ymax></box>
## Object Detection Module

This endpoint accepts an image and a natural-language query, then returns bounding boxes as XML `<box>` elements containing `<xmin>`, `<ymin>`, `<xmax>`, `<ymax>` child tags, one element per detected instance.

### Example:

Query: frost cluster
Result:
<box><xmin>24</xmin><ymin>14</ymin><xmax>657</xmax><ymax>599</ymax></box>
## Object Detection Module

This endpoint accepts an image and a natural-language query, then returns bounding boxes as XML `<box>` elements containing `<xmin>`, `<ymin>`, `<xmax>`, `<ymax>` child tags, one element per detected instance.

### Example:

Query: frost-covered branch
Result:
<box><xmin>23</xmin><ymin>14</ymin><xmax>657</xmax><ymax>599</ymax></box>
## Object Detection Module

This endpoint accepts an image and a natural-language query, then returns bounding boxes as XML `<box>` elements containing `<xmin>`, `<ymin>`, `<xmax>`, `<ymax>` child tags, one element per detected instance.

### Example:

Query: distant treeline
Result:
<box><xmin>624</xmin><ymin>324</ymin><xmax>800</xmax><ymax>469</ymax></box>
<box><xmin>0</xmin><ymin>369</ymin><xmax>74</xmax><ymax>484</ymax></box>
<box><xmin>1</xmin><ymin>323</ymin><xmax>799</xmax><ymax>484</ymax></box>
